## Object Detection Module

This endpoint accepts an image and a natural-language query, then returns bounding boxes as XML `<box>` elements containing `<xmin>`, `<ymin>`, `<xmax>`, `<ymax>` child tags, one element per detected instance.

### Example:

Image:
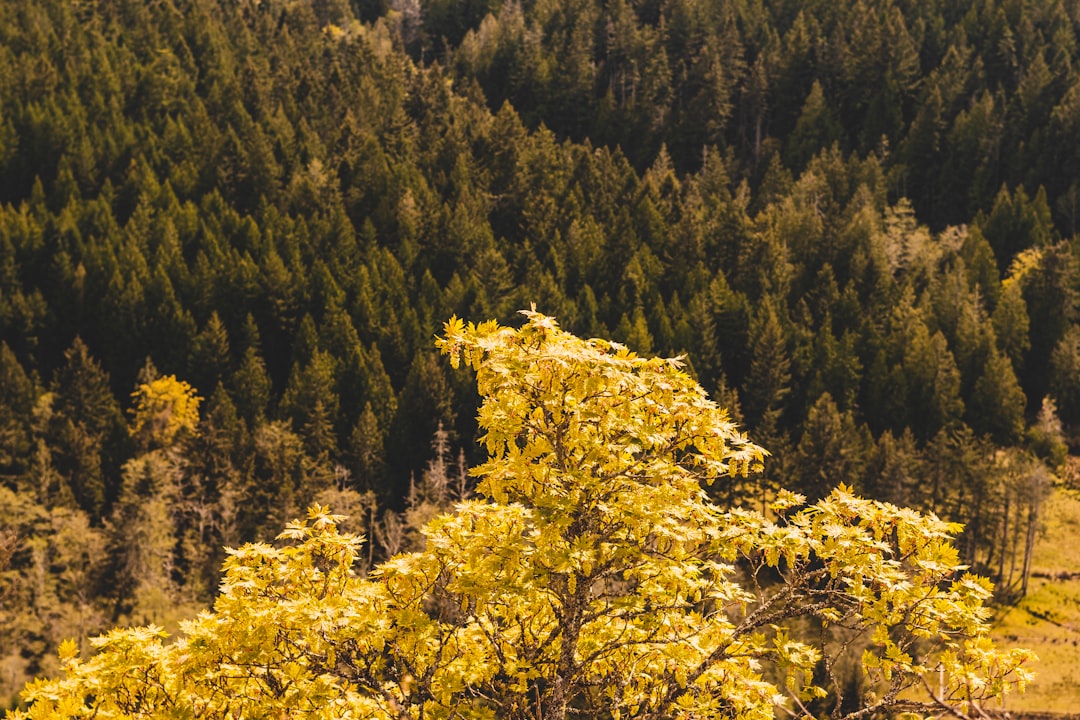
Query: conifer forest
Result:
<box><xmin>1</xmin><ymin>0</ymin><xmax>1079</xmax><ymax>711</ymax></box>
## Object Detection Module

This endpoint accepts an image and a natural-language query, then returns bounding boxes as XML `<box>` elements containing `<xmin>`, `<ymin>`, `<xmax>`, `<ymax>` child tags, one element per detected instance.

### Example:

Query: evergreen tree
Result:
<box><xmin>785</xmin><ymin>81</ymin><xmax>843</xmax><ymax>170</ymax></box>
<box><xmin>981</xmin><ymin>185</ymin><xmax>1055</xmax><ymax>272</ymax></box>
<box><xmin>386</xmin><ymin>352</ymin><xmax>458</xmax><ymax>501</ymax></box>
<box><xmin>189</xmin><ymin>311</ymin><xmax>231</xmax><ymax>393</ymax></box>
<box><xmin>743</xmin><ymin>296</ymin><xmax>791</xmax><ymax>433</ymax></box>
<box><xmin>0</xmin><ymin>343</ymin><xmax>36</xmax><ymax>485</ymax></box>
<box><xmin>347</xmin><ymin>402</ymin><xmax>387</xmax><ymax>492</ymax></box>
<box><xmin>969</xmin><ymin>346</ymin><xmax>1026</xmax><ymax>445</ymax></box>
<box><xmin>865</xmin><ymin>428</ymin><xmax>923</xmax><ymax>507</ymax></box>
<box><xmin>902</xmin><ymin>320</ymin><xmax>965</xmax><ymax>438</ymax></box>
<box><xmin>230</xmin><ymin>345</ymin><xmax>272</xmax><ymax>425</ymax></box>
<box><xmin>992</xmin><ymin>280</ymin><xmax>1031</xmax><ymax>374</ymax></box>
<box><xmin>48</xmin><ymin>339</ymin><xmax>126</xmax><ymax>518</ymax></box>
<box><xmin>1049</xmin><ymin>324</ymin><xmax>1080</xmax><ymax>428</ymax></box>
<box><xmin>279</xmin><ymin>350</ymin><xmax>341</xmax><ymax>461</ymax></box>
<box><xmin>794</xmin><ymin>392</ymin><xmax>872</xmax><ymax>501</ymax></box>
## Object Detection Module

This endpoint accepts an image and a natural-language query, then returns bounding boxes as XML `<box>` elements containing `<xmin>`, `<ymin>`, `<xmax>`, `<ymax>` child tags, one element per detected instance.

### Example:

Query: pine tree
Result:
<box><xmin>969</xmin><ymin>346</ymin><xmax>1026</xmax><ymax>445</ymax></box>
<box><xmin>279</xmin><ymin>350</ymin><xmax>341</xmax><ymax>460</ymax></box>
<box><xmin>48</xmin><ymin>338</ymin><xmax>127</xmax><ymax>518</ymax></box>
<box><xmin>794</xmin><ymin>392</ymin><xmax>872</xmax><ymax>501</ymax></box>
<box><xmin>992</xmin><ymin>280</ymin><xmax>1031</xmax><ymax>374</ymax></box>
<box><xmin>743</xmin><ymin>296</ymin><xmax>791</xmax><ymax>432</ymax></box>
<box><xmin>189</xmin><ymin>311</ymin><xmax>232</xmax><ymax>393</ymax></box>
<box><xmin>386</xmin><ymin>352</ymin><xmax>458</xmax><ymax>498</ymax></box>
<box><xmin>785</xmin><ymin>80</ymin><xmax>843</xmax><ymax>170</ymax></box>
<box><xmin>1049</xmin><ymin>324</ymin><xmax>1080</xmax><ymax>427</ymax></box>
<box><xmin>0</xmin><ymin>343</ymin><xmax>36</xmax><ymax>485</ymax></box>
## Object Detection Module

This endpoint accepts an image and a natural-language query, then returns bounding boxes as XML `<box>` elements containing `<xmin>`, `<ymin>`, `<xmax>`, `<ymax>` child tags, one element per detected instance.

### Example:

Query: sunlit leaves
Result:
<box><xmin>128</xmin><ymin>374</ymin><xmax>202</xmax><ymax>448</ymax></box>
<box><xmin>431</xmin><ymin>312</ymin><xmax>1031</xmax><ymax>720</ymax></box>
<box><xmin>11</xmin><ymin>313</ymin><xmax>1032</xmax><ymax>720</ymax></box>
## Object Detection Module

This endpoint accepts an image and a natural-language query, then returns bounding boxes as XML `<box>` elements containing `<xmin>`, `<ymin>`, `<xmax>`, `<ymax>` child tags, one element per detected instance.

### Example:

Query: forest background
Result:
<box><xmin>1</xmin><ymin>0</ymin><xmax>1080</xmax><ymax>709</ymax></box>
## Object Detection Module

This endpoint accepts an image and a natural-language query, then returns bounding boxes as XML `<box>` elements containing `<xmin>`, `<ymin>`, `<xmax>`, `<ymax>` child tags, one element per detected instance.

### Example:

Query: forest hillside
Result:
<box><xmin>1</xmin><ymin>0</ymin><xmax>1079</xmax><ymax>707</ymax></box>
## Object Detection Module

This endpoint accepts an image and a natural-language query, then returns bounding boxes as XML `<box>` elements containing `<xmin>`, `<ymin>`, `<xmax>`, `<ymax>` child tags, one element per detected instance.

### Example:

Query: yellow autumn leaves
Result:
<box><xmin>129</xmin><ymin>375</ymin><xmax>201</xmax><ymax>447</ymax></box>
<box><xmin>9</xmin><ymin>312</ymin><xmax>1033</xmax><ymax>720</ymax></box>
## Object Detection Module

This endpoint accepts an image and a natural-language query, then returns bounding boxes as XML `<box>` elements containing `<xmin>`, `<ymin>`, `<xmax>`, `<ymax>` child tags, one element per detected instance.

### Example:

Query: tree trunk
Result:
<box><xmin>997</xmin><ymin>489</ymin><xmax>1009</xmax><ymax>583</ymax></box>
<box><xmin>548</xmin><ymin>573</ymin><xmax>584</xmax><ymax>720</ymax></box>
<box><xmin>1021</xmin><ymin>483</ymin><xmax>1043</xmax><ymax>596</ymax></box>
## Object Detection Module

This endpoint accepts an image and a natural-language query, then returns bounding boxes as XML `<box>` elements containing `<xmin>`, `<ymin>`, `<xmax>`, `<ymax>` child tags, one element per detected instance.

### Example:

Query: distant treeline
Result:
<box><xmin>1</xmin><ymin>0</ymin><xmax>1078</xmax><ymax>706</ymax></box>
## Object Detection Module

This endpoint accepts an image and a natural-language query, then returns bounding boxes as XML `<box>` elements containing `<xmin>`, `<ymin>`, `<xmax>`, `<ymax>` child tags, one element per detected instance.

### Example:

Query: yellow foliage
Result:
<box><xmin>9</xmin><ymin>313</ymin><xmax>1034</xmax><ymax>720</ymax></box>
<box><xmin>129</xmin><ymin>375</ymin><xmax>202</xmax><ymax>447</ymax></box>
<box><xmin>1003</xmin><ymin>246</ymin><xmax>1044</xmax><ymax>289</ymax></box>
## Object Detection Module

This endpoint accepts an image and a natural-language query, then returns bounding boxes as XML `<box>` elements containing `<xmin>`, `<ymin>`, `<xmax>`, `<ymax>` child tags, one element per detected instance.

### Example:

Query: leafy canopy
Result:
<box><xmin>11</xmin><ymin>311</ymin><xmax>1032</xmax><ymax>720</ymax></box>
<box><xmin>129</xmin><ymin>375</ymin><xmax>202</xmax><ymax>448</ymax></box>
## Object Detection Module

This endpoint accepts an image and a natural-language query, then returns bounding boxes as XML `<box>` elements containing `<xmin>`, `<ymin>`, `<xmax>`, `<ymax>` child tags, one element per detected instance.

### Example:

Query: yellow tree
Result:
<box><xmin>116</xmin><ymin>375</ymin><xmax>204</xmax><ymax>625</ymax></box>
<box><xmin>129</xmin><ymin>375</ymin><xmax>202</xmax><ymax>449</ymax></box>
<box><xmin>12</xmin><ymin>312</ymin><xmax>1032</xmax><ymax>720</ymax></box>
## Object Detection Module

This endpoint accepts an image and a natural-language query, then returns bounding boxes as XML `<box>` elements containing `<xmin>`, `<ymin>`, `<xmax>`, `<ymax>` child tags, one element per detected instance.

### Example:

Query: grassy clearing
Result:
<box><xmin>990</xmin><ymin>486</ymin><xmax>1080</xmax><ymax>713</ymax></box>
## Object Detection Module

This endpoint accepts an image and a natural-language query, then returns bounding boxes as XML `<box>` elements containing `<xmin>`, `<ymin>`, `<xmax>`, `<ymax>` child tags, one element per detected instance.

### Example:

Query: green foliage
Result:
<box><xmin>970</xmin><ymin>347</ymin><xmax>1026</xmax><ymax>445</ymax></box>
<box><xmin>1050</xmin><ymin>325</ymin><xmax>1080</xmax><ymax>427</ymax></box>
<box><xmin>9</xmin><ymin>314</ymin><xmax>1033</xmax><ymax>720</ymax></box>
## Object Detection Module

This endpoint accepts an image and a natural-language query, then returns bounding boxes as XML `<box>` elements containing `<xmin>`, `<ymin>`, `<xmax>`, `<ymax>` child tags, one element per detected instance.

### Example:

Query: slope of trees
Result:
<box><xmin>0</xmin><ymin>0</ymin><xmax>1076</xmax><ymax>707</ymax></box>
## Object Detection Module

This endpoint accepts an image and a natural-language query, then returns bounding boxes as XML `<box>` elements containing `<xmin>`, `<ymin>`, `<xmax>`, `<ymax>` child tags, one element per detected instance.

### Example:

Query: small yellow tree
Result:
<box><xmin>129</xmin><ymin>375</ymin><xmax>202</xmax><ymax>448</ymax></box>
<box><xmin>11</xmin><ymin>312</ymin><xmax>1032</xmax><ymax>720</ymax></box>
